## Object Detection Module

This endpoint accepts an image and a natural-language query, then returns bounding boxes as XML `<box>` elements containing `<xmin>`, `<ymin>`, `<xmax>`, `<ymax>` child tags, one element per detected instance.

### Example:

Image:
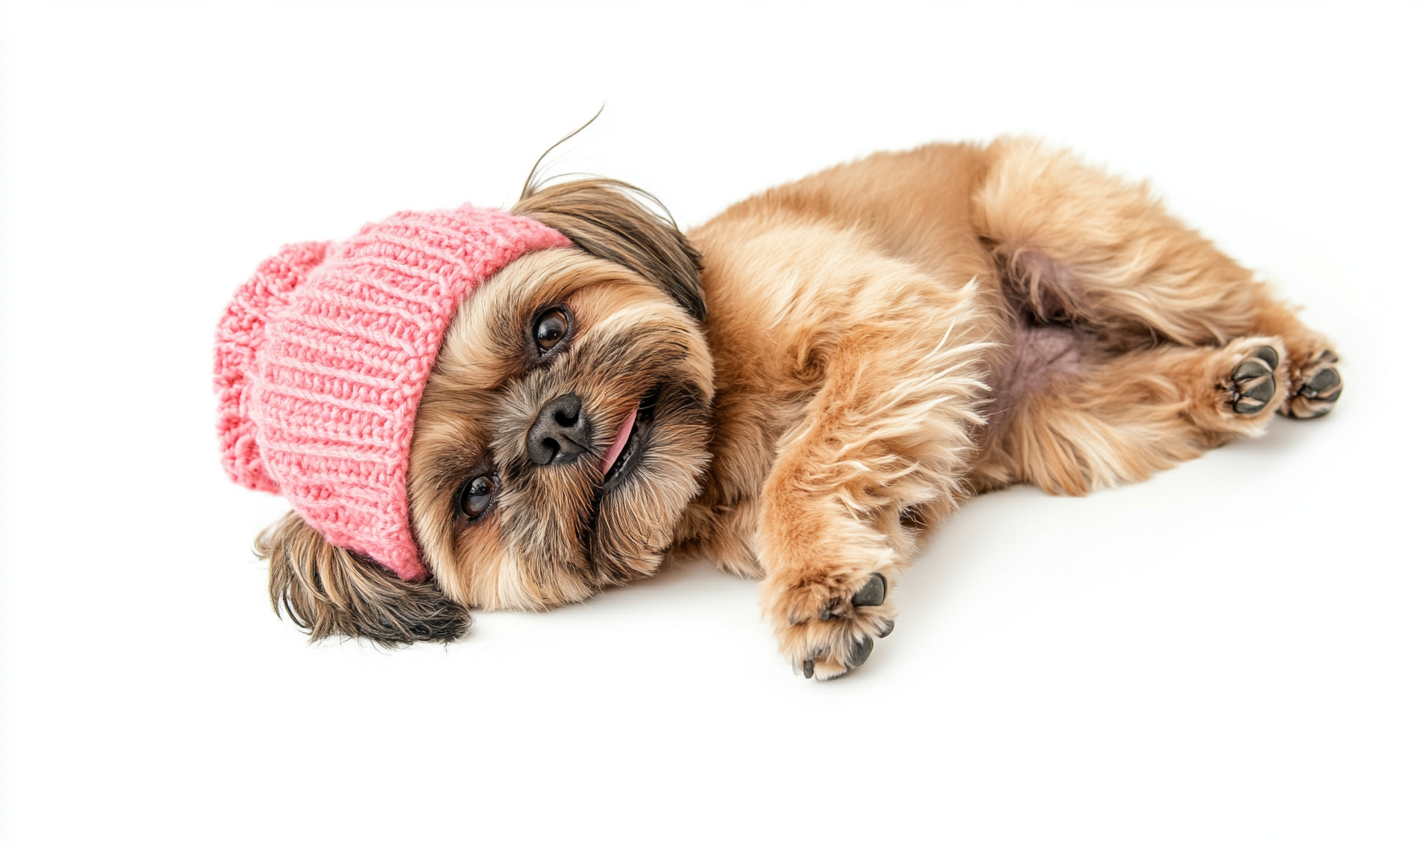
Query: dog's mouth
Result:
<box><xmin>600</xmin><ymin>384</ymin><xmax>661</xmax><ymax>491</ymax></box>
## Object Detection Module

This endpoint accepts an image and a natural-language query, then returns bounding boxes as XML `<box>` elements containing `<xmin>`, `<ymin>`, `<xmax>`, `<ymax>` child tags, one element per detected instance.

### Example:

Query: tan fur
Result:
<box><xmin>256</xmin><ymin>512</ymin><xmax>468</xmax><ymax>646</ymax></box>
<box><xmin>254</xmin><ymin>139</ymin><xmax>1341</xmax><ymax>677</ymax></box>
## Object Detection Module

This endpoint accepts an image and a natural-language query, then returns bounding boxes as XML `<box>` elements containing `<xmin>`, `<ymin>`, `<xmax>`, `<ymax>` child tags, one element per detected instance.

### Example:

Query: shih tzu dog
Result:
<box><xmin>215</xmin><ymin>138</ymin><xmax>1342</xmax><ymax>679</ymax></box>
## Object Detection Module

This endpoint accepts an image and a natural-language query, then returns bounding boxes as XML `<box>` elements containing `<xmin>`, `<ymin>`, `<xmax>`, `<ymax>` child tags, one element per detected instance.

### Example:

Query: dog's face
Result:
<box><xmin>407</xmin><ymin>244</ymin><xmax>715</xmax><ymax>611</ymax></box>
<box><xmin>258</xmin><ymin>180</ymin><xmax>715</xmax><ymax>642</ymax></box>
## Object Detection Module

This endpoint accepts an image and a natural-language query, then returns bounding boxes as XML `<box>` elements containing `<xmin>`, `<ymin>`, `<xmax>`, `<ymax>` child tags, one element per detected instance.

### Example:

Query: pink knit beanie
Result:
<box><xmin>215</xmin><ymin>205</ymin><xmax>572</xmax><ymax>581</ymax></box>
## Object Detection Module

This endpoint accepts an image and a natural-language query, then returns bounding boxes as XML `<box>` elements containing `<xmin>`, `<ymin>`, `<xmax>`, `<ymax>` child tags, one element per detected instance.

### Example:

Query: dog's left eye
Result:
<box><xmin>462</xmin><ymin>475</ymin><xmax>494</xmax><ymax>519</ymax></box>
<box><xmin>533</xmin><ymin>308</ymin><xmax>570</xmax><ymax>354</ymax></box>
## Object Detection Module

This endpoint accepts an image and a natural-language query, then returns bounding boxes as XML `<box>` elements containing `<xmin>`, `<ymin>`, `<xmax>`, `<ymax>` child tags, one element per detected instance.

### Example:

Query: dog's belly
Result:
<box><xmin>984</xmin><ymin>321</ymin><xmax>1086</xmax><ymax>421</ymax></box>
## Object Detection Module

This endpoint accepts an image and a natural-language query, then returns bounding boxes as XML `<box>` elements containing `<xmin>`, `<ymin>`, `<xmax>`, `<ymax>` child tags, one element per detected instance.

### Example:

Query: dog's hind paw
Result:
<box><xmin>765</xmin><ymin>570</ymin><xmax>898</xmax><ymax>681</ymax></box>
<box><xmin>1229</xmin><ymin>344</ymin><xmax>1280</xmax><ymax>415</ymax></box>
<box><xmin>1283</xmin><ymin>349</ymin><xmax>1342</xmax><ymax>419</ymax></box>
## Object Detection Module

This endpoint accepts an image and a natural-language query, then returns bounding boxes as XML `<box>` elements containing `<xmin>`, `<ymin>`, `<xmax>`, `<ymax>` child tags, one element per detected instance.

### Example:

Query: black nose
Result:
<box><xmin>526</xmin><ymin>392</ymin><xmax>592</xmax><ymax>466</ymax></box>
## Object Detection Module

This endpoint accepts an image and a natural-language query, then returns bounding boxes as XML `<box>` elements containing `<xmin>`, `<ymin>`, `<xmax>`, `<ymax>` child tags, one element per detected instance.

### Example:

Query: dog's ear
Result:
<box><xmin>513</xmin><ymin>179</ymin><xmax>706</xmax><ymax>321</ymax></box>
<box><xmin>256</xmin><ymin>511</ymin><xmax>469</xmax><ymax>647</ymax></box>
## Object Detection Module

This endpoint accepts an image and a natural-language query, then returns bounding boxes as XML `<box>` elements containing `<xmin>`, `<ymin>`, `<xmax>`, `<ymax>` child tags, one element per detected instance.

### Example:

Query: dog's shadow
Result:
<box><xmin>893</xmin><ymin>414</ymin><xmax>1329</xmax><ymax>643</ymax></box>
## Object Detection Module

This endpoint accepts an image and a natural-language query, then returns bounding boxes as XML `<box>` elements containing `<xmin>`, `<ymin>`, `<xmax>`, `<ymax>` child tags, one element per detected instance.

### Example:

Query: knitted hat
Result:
<box><xmin>215</xmin><ymin>205</ymin><xmax>572</xmax><ymax>581</ymax></box>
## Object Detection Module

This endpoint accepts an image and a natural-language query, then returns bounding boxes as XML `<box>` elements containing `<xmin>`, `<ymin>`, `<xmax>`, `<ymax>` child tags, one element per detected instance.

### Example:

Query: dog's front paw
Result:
<box><xmin>764</xmin><ymin>569</ymin><xmax>897</xmax><ymax>680</ymax></box>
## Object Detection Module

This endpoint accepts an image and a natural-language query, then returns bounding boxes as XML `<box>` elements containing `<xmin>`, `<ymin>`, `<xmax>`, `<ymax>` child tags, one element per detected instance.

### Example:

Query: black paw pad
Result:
<box><xmin>1287</xmin><ymin>351</ymin><xmax>1342</xmax><ymax>419</ymax></box>
<box><xmin>876</xmin><ymin>620</ymin><xmax>895</xmax><ymax>638</ymax></box>
<box><xmin>852</xmin><ymin>573</ymin><xmax>886</xmax><ymax>607</ymax></box>
<box><xmin>1300</xmin><ymin>366</ymin><xmax>1342</xmax><ymax>402</ymax></box>
<box><xmin>847</xmin><ymin>636</ymin><xmax>874</xmax><ymax>668</ymax></box>
<box><xmin>803</xmin><ymin>659</ymin><xmax>815</xmax><ymax>679</ymax></box>
<box><xmin>1231</xmin><ymin>348</ymin><xmax>1278</xmax><ymax>415</ymax></box>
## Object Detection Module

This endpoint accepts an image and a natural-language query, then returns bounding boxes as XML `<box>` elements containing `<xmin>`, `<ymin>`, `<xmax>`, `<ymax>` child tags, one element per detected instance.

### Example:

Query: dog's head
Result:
<box><xmin>228</xmin><ymin>180</ymin><xmax>714</xmax><ymax>644</ymax></box>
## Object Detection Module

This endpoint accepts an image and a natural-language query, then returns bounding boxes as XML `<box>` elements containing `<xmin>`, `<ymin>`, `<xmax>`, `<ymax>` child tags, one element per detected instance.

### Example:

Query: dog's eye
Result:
<box><xmin>461</xmin><ymin>475</ymin><xmax>494</xmax><ymax>519</ymax></box>
<box><xmin>533</xmin><ymin>308</ymin><xmax>570</xmax><ymax>353</ymax></box>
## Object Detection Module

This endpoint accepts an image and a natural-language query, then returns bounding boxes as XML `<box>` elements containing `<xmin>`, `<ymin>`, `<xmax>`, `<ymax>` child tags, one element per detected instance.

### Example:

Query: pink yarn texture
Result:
<box><xmin>215</xmin><ymin>206</ymin><xmax>571</xmax><ymax>581</ymax></box>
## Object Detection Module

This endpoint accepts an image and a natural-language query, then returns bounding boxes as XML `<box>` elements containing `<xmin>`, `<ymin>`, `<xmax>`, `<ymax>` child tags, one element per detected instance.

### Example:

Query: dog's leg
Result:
<box><xmin>974</xmin><ymin>138</ymin><xmax>1342</xmax><ymax>419</ymax></box>
<box><xmin>974</xmin><ymin>336</ymin><xmax>1290</xmax><ymax>495</ymax></box>
<box><xmin>757</xmin><ymin>321</ymin><xmax>991</xmax><ymax>680</ymax></box>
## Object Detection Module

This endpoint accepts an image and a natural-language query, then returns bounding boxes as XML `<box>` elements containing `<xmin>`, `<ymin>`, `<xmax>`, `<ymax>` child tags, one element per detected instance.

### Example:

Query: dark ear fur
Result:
<box><xmin>513</xmin><ymin>179</ymin><xmax>706</xmax><ymax>321</ymax></box>
<box><xmin>256</xmin><ymin>511</ymin><xmax>470</xmax><ymax>647</ymax></box>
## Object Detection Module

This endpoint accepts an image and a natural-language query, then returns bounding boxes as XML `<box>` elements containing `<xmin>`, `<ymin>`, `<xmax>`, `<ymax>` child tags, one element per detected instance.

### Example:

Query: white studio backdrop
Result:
<box><xmin>1</xmin><ymin>2</ymin><xmax>1420</xmax><ymax>847</ymax></box>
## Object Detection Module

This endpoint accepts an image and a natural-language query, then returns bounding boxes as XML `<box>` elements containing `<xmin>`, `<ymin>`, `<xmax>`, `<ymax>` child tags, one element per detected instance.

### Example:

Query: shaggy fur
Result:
<box><xmin>255</xmin><ymin>138</ymin><xmax>1341</xmax><ymax>678</ymax></box>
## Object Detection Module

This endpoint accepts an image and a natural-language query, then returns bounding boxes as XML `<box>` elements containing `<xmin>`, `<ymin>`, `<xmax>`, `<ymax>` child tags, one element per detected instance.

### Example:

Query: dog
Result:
<box><xmin>216</xmin><ymin>137</ymin><xmax>1342</xmax><ymax>679</ymax></box>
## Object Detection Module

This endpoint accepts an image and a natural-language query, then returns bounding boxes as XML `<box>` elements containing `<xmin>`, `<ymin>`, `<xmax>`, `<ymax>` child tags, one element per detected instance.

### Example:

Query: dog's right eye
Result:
<box><xmin>461</xmin><ymin>475</ymin><xmax>494</xmax><ymax>519</ymax></box>
<box><xmin>532</xmin><ymin>307</ymin><xmax>571</xmax><ymax>355</ymax></box>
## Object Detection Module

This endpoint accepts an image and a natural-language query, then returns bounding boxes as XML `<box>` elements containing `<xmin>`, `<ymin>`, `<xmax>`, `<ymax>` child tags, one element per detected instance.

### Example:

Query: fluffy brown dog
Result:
<box><xmin>254</xmin><ymin>138</ymin><xmax>1341</xmax><ymax>679</ymax></box>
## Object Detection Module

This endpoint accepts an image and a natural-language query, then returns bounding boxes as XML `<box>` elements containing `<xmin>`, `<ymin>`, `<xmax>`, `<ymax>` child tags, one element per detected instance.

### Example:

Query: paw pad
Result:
<box><xmin>1286</xmin><ymin>350</ymin><xmax>1343</xmax><ymax>419</ymax></box>
<box><xmin>851</xmin><ymin>573</ymin><xmax>886</xmax><ymax>607</ymax></box>
<box><xmin>814</xmin><ymin>572</ymin><xmax>887</xmax><ymax>621</ymax></box>
<box><xmin>1231</xmin><ymin>346</ymin><xmax>1279</xmax><ymax>415</ymax></box>
<box><xmin>846</xmin><ymin>635</ymin><xmax>874</xmax><ymax>668</ymax></box>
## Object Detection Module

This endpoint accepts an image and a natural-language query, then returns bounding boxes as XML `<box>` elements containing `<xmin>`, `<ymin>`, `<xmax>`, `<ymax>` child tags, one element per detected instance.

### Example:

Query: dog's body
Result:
<box><xmin>251</xmin><ymin>138</ymin><xmax>1341</xmax><ymax>678</ymax></box>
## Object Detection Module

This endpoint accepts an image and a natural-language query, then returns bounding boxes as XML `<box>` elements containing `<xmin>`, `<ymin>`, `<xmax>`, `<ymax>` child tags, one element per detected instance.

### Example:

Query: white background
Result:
<box><xmin>1</xmin><ymin>2</ymin><xmax>1420</xmax><ymax>846</ymax></box>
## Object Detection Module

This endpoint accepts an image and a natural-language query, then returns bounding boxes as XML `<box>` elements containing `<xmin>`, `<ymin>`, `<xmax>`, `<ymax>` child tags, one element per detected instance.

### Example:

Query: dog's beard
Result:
<box><xmin>585</xmin><ymin>381</ymin><xmax>712</xmax><ymax>578</ymax></box>
<box><xmin>408</xmin><ymin>250</ymin><xmax>714</xmax><ymax>611</ymax></box>
<box><xmin>495</xmin><ymin>376</ymin><xmax>713</xmax><ymax>595</ymax></box>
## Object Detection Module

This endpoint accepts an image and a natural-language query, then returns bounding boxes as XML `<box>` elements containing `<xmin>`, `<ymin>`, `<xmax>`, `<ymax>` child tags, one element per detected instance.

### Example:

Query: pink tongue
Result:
<box><xmin>600</xmin><ymin>408</ymin><xmax>639</xmax><ymax>475</ymax></box>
